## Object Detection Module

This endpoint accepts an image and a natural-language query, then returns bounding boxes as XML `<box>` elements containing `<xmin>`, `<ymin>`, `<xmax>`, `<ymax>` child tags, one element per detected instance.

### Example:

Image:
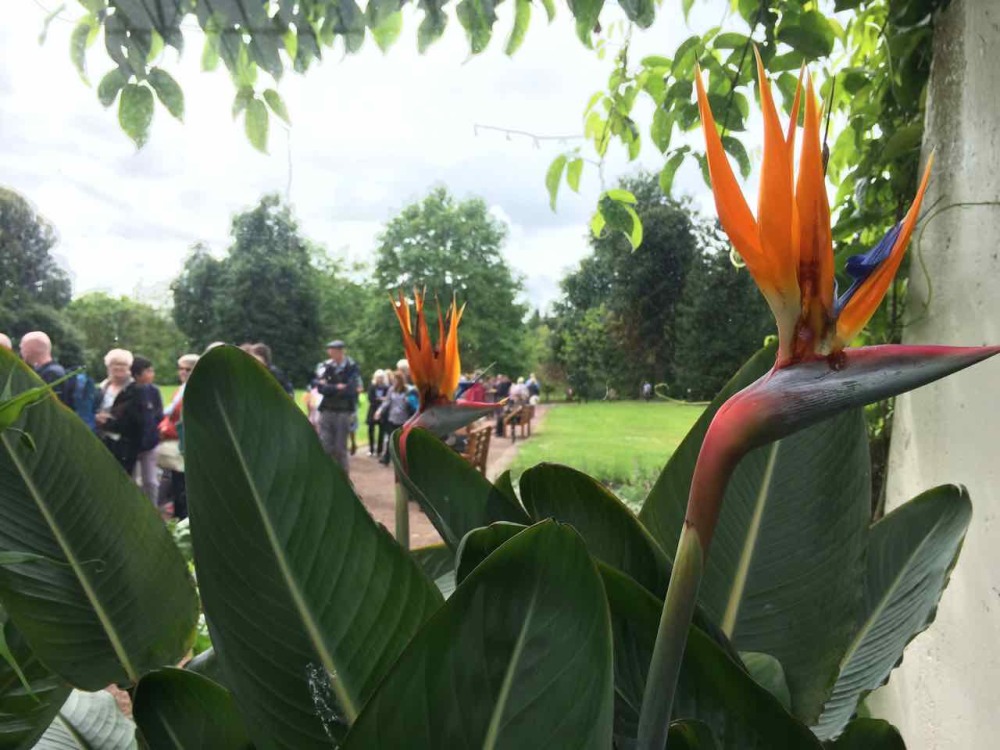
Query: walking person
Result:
<box><xmin>130</xmin><ymin>356</ymin><xmax>163</xmax><ymax>504</ymax></box>
<box><xmin>366</xmin><ymin>369</ymin><xmax>389</xmax><ymax>457</ymax></box>
<box><xmin>313</xmin><ymin>340</ymin><xmax>361</xmax><ymax>475</ymax></box>
<box><xmin>95</xmin><ymin>349</ymin><xmax>144</xmax><ymax>475</ymax></box>
<box><xmin>378</xmin><ymin>370</ymin><xmax>415</xmax><ymax>466</ymax></box>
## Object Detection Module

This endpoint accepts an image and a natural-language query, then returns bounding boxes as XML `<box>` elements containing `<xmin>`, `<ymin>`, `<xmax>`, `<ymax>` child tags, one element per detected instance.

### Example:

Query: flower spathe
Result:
<box><xmin>391</xmin><ymin>289</ymin><xmax>463</xmax><ymax>411</ymax></box>
<box><xmin>695</xmin><ymin>50</ymin><xmax>933</xmax><ymax>366</ymax></box>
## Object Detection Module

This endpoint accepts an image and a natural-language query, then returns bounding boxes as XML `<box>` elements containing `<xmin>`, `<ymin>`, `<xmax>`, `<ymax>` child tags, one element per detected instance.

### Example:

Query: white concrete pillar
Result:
<box><xmin>870</xmin><ymin>0</ymin><xmax>1000</xmax><ymax>746</ymax></box>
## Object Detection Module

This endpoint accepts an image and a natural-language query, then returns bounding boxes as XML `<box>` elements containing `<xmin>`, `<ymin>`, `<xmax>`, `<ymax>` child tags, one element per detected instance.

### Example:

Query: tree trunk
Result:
<box><xmin>870</xmin><ymin>0</ymin><xmax>1000</xmax><ymax>745</ymax></box>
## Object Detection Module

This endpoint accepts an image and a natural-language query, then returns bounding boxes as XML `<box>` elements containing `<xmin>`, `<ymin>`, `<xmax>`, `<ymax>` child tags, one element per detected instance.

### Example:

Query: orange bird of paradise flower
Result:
<box><xmin>696</xmin><ymin>50</ymin><xmax>932</xmax><ymax>367</ymax></box>
<box><xmin>390</xmin><ymin>290</ymin><xmax>498</xmax><ymax>440</ymax></box>
<box><xmin>636</xmin><ymin>54</ymin><xmax>999</xmax><ymax>749</ymax></box>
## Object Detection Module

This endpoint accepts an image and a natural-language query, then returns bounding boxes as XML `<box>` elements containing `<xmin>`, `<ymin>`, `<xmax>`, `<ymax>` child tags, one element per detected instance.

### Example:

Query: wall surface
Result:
<box><xmin>870</xmin><ymin>0</ymin><xmax>1000</xmax><ymax>746</ymax></box>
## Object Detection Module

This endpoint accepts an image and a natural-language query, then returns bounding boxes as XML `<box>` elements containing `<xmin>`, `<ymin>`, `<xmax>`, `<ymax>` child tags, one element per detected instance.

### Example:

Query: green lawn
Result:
<box><xmin>509</xmin><ymin>401</ymin><xmax>704</xmax><ymax>509</ymax></box>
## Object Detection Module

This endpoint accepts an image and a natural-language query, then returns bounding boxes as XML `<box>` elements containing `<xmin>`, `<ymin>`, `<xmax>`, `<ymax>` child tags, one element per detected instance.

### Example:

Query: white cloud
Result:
<box><xmin>1</xmin><ymin>1</ymin><xmax>749</xmax><ymax>311</ymax></box>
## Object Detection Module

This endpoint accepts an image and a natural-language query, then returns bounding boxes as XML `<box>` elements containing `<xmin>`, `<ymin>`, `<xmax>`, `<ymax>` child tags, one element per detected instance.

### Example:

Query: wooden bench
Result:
<box><xmin>503</xmin><ymin>404</ymin><xmax>534</xmax><ymax>442</ymax></box>
<box><xmin>461</xmin><ymin>424</ymin><xmax>492</xmax><ymax>475</ymax></box>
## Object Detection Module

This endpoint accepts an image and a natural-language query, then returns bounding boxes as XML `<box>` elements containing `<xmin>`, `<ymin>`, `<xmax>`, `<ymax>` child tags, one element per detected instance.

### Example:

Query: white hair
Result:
<box><xmin>104</xmin><ymin>348</ymin><xmax>134</xmax><ymax>367</ymax></box>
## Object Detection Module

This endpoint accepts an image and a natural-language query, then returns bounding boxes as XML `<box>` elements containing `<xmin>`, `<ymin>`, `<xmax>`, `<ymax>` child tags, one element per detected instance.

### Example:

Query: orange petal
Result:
<box><xmin>694</xmin><ymin>67</ymin><xmax>764</xmax><ymax>275</ymax></box>
<box><xmin>754</xmin><ymin>47</ymin><xmax>799</xmax><ymax>294</ymax></box>
<box><xmin>836</xmin><ymin>155</ymin><xmax>935</xmax><ymax>344</ymax></box>
<box><xmin>795</xmin><ymin>73</ymin><xmax>834</xmax><ymax>326</ymax></box>
<box><xmin>785</xmin><ymin>65</ymin><xmax>805</xmax><ymax>169</ymax></box>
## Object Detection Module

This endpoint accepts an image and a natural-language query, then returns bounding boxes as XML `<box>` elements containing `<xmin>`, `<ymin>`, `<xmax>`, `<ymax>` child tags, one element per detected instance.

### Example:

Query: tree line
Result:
<box><xmin>2</xmin><ymin>177</ymin><xmax>771</xmax><ymax>398</ymax></box>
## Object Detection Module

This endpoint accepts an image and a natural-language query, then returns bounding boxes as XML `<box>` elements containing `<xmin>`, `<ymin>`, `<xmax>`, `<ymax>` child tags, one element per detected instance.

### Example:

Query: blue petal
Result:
<box><xmin>835</xmin><ymin>222</ymin><xmax>902</xmax><ymax>315</ymax></box>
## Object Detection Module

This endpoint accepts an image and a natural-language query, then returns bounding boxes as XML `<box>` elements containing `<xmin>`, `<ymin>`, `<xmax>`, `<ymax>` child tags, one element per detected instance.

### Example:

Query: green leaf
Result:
<box><xmin>231</xmin><ymin>86</ymin><xmax>253</xmax><ymax>120</ymax></box>
<box><xmin>714</xmin><ymin>32</ymin><xmax>749</xmax><ymax>49</ymax></box>
<box><xmin>599</xmin><ymin>193</ymin><xmax>643</xmax><ymax>249</ymax></box>
<box><xmin>0</xmin><ymin>352</ymin><xmax>198</xmax><ymax>690</ymax></box>
<box><xmin>573</xmin><ymin>0</ymin><xmax>605</xmax><ymax>47</ymax></box>
<box><xmin>70</xmin><ymin>18</ymin><xmax>97</xmax><ymax>84</ymax></box>
<box><xmin>540</xmin><ymin>0</ymin><xmax>556</xmax><ymax>22</ymax></box>
<box><xmin>519</xmin><ymin>464</ymin><xmax>671</xmax><ymax>595</ymax></box>
<box><xmin>651</xmin><ymin>108</ymin><xmax>674</xmax><ymax>153</ymax></box>
<box><xmin>659</xmin><ymin>149</ymin><xmax>688</xmax><ymax>195</ymax></box>
<box><xmin>263</xmin><ymin>88</ymin><xmax>291</xmax><ymax>125</ymax></box>
<box><xmin>640</xmin><ymin>343</ymin><xmax>871</xmax><ymax>723</ymax></box>
<box><xmin>682</xmin><ymin>0</ymin><xmax>696</xmax><ymax>22</ymax></box>
<box><xmin>721</xmin><ymin>135</ymin><xmax>751</xmax><ymax>178</ymax></box>
<box><xmin>185</xmin><ymin>347</ymin><xmax>443</xmax><ymax>748</ymax></box>
<box><xmin>505</xmin><ymin>0</ymin><xmax>531</xmax><ymax>55</ymax></box>
<box><xmin>417</xmin><ymin>1</ymin><xmax>448</xmax><ymax>52</ymax></box>
<box><xmin>410</xmin><ymin>543</ymin><xmax>454</xmax><ymax>581</ymax></box>
<box><xmin>201</xmin><ymin>32</ymin><xmax>220</xmax><ymax>71</ymax></box>
<box><xmin>393</xmin><ymin>428</ymin><xmax>529</xmax><ymax>550</ymax></box>
<box><xmin>133</xmin><ymin>668</ymin><xmax>251</xmax><ymax>749</ymax></box>
<box><xmin>456</xmin><ymin>0</ymin><xmax>498</xmax><ymax>54</ymax></box>
<box><xmin>545</xmin><ymin>154</ymin><xmax>568</xmax><ymax>211</ymax></box>
<box><xmin>605</xmin><ymin>188</ymin><xmax>637</xmax><ymax>204</ymax></box>
<box><xmin>566</xmin><ymin>157</ymin><xmax>584</xmax><ymax>192</ymax></box>
<box><xmin>667</xmin><ymin>720</ymin><xmax>720</xmax><ymax>749</ymax></box>
<box><xmin>619</xmin><ymin>0</ymin><xmax>654</xmax><ymax>28</ymax></box>
<box><xmin>600</xmin><ymin>560</ymin><xmax>823</xmax><ymax>748</ymax></box>
<box><xmin>776</xmin><ymin>10</ymin><xmax>836</xmax><ymax>59</ymax></box>
<box><xmin>0</xmin><ymin>617</ymin><xmax>70</xmax><ymax>749</ymax></box>
<box><xmin>825</xmin><ymin>718</ymin><xmax>905</xmax><ymax>748</ymax></box>
<box><xmin>881</xmin><ymin>124</ymin><xmax>922</xmax><ymax>162</ymax></box>
<box><xmin>813</xmin><ymin>485</ymin><xmax>972</xmax><ymax>739</ymax></box>
<box><xmin>34</xmin><ymin>689</ymin><xmax>136</xmax><ymax>749</ymax></box>
<box><xmin>825</xmin><ymin>718</ymin><xmax>906</xmax><ymax>750</ymax></box>
<box><xmin>118</xmin><ymin>82</ymin><xmax>154</xmax><ymax>148</ymax></box>
<box><xmin>342</xmin><ymin>522</ymin><xmax>615</xmax><ymax>748</ymax></box>
<box><xmin>184</xmin><ymin>647</ymin><xmax>229</xmax><ymax>689</ymax></box>
<box><xmin>97</xmin><ymin>67</ymin><xmax>128</xmax><ymax>108</ymax></box>
<box><xmin>244</xmin><ymin>97</ymin><xmax>268</xmax><ymax>153</ymax></box>
<box><xmin>371</xmin><ymin>10</ymin><xmax>404</xmax><ymax>52</ymax></box>
<box><xmin>590</xmin><ymin>208</ymin><xmax>607</xmax><ymax>238</ymax></box>
<box><xmin>455</xmin><ymin>521</ymin><xmax>525</xmax><ymax>584</ymax></box>
<box><xmin>741</xmin><ymin>652</ymin><xmax>792</xmax><ymax>711</ymax></box>
<box><xmin>147</xmin><ymin>67</ymin><xmax>183</xmax><ymax>121</ymax></box>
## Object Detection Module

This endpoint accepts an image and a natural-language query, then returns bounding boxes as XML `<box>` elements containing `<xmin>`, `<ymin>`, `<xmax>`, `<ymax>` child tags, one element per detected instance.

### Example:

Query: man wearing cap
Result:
<box><xmin>313</xmin><ymin>340</ymin><xmax>361</xmax><ymax>474</ymax></box>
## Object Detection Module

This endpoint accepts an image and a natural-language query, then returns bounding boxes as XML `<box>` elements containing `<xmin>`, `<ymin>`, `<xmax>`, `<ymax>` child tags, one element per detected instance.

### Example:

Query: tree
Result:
<box><xmin>366</xmin><ymin>188</ymin><xmax>528</xmax><ymax>376</ymax></box>
<box><xmin>672</xmin><ymin>246</ymin><xmax>774</xmax><ymax>400</ymax></box>
<box><xmin>551</xmin><ymin>173</ymin><xmax>699</xmax><ymax>396</ymax></box>
<box><xmin>0</xmin><ymin>187</ymin><xmax>83</xmax><ymax>365</ymax></box>
<box><xmin>312</xmin><ymin>251</ymin><xmax>379</xmax><ymax>374</ymax></box>
<box><xmin>66</xmin><ymin>293</ymin><xmax>189</xmax><ymax>382</ymax></box>
<box><xmin>171</xmin><ymin>195</ymin><xmax>322</xmax><ymax>384</ymax></box>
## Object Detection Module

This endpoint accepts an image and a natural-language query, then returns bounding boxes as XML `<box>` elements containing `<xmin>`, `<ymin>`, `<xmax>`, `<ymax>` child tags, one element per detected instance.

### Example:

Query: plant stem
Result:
<box><xmin>394</xmin><ymin>478</ymin><xmax>410</xmax><ymax>550</ymax></box>
<box><xmin>636</xmin><ymin>524</ymin><xmax>704</xmax><ymax>750</ymax></box>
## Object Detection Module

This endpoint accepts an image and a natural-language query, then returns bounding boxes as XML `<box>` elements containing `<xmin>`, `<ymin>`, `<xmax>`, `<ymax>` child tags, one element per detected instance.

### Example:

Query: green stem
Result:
<box><xmin>394</xmin><ymin>478</ymin><xmax>410</xmax><ymax>550</ymax></box>
<box><xmin>636</xmin><ymin>524</ymin><xmax>704</xmax><ymax>750</ymax></box>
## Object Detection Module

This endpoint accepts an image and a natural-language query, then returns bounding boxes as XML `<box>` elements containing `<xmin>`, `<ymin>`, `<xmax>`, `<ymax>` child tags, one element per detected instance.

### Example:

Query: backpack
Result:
<box><xmin>63</xmin><ymin>371</ymin><xmax>97</xmax><ymax>431</ymax></box>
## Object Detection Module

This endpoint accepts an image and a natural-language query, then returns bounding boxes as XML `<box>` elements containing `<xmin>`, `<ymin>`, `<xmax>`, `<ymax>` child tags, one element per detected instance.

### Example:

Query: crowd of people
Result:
<box><xmin>0</xmin><ymin>330</ymin><xmax>543</xmax><ymax>515</ymax></box>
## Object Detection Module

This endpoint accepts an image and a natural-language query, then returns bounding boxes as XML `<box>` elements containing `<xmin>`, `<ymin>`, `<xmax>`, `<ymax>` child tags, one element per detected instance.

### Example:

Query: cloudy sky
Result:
<box><xmin>2</xmin><ymin>1</ymin><xmax>743</xmax><ymax>311</ymax></box>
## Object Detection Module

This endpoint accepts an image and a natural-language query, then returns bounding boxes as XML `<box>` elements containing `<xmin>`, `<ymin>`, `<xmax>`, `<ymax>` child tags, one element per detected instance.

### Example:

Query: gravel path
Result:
<box><xmin>349</xmin><ymin>406</ymin><xmax>548</xmax><ymax>549</ymax></box>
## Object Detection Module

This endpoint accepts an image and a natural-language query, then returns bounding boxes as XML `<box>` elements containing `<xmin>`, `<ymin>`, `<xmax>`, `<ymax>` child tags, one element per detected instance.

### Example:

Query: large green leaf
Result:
<box><xmin>34</xmin><ymin>689</ymin><xmax>136</xmax><ymax>749</ymax></box>
<box><xmin>824</xmin><ymin>718</ymin><xmax>905</xmax><ymax>749</ymax></box>
<box><xmin>133</xmin><ymin>668</ymin><xmax>251</xmax><ymax>749</ymax></box>
<box><xmin>0</xmin><ymin>614</ymin><xmax>70</xmax><ymax>749</ymax></box>
<box><xmin>0</xmin><ymin>351</ymin><xmax>198</xmax><ymax>689</ymax></box>
<box><xmin>519</xmin><ymin>463</ymin><xmax>670</xmax><ymax>595</ymax></box>
<box><xmin>813</xmin><ymin>485</ymin><xmax>972</xmax><ymax>740</ymax></box>
<box><xmin>410</xmin><ymin>543</ymin><xmax>454</xmax><ymax>581</ymax></box>
<box><xmin>185</xmin><ymin>347</ymin><xmax>443</xmax><ymax>748</ymax></box>
<box><xmin>601</xmin><ymin>561</ymin><xmax>822</xmax><ymax>749</ymax></box>
<box><xmin>393</xmin><ymin>428</ymin><xmax>529</xmax><ymax>550</ymax></box>
<box><xmin>639</xmin><ymin>345</ymin><xmax>871</xmax><ymax>723</ymax></box>
<box><xmin>342</xmin><ymin>521</ymin><xmax>614</xmax><ymax>748</ymax></box>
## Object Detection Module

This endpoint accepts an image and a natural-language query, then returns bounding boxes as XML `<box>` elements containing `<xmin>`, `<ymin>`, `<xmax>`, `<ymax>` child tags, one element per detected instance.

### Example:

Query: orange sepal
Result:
<box><xmin>836</xmin><ymin>155</ymin><xmax>935</xmax><ymax>345</ymax></box>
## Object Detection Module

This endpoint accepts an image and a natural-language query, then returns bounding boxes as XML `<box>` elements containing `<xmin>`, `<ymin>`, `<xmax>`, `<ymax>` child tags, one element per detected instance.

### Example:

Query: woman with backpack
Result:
<box><xmin>376</xmin><ymin>370</ymin><xmax>414</xmax><ymax>466</ymax></box>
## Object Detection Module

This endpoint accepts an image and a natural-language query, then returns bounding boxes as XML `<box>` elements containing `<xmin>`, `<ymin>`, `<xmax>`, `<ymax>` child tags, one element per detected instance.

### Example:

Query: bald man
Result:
<box><xmin>20</xmin><ymin>331</ymin><xmax>68</xmax><ymax>403</ymax></box>
<box><xmin>0</xmin><ymin>333</ymin><xmax>11</xmax><ymax>350</ymax></box>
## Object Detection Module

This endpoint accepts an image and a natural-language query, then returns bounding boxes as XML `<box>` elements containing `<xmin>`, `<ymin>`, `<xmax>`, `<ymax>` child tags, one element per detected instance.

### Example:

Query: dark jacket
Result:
<box><xmin>100</xmin><ymin>382</ymin><xmax>145</xmax><ymax>468</ymax></box>
<box><xmin>268</xmin><ymin>365</ymin><xmax>295</xmax><ymax>396</ymax></box>
<box><xmin>313</xmin><ymin>357</ymin><xmax>361</xmax><ymax>412</ymax></box>
<box><xmin>366</xmin><ymin>383</ymin><xmax>388</xmax><ymax>424</ymax></box>
<box><xmin>136</xmin><ymin>384</ymin><xmax>164</xmax><ymax>453</ymax></box>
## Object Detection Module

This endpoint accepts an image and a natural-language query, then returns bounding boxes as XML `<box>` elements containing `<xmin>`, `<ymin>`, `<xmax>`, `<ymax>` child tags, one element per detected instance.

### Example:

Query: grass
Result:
<box><xmin>509</xmin><ymin>401</ymin><xmax>705</xmax><ymax>511</ymax></box>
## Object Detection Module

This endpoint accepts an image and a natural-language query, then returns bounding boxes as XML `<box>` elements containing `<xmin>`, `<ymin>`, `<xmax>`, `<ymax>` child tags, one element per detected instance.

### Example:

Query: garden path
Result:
<box><xmin>350</xmin><ymin>406</ymin><xmax>548</xmax><ymax>549</ymax></box>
